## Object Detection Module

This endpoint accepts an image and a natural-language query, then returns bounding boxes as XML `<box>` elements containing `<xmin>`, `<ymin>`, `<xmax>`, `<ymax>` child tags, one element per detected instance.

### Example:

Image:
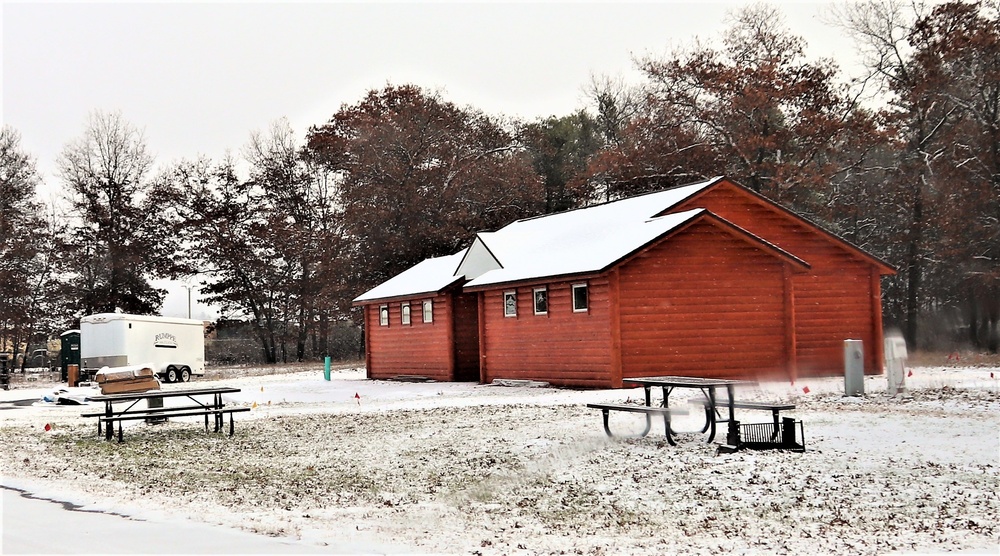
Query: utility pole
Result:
<box><xmin>183</xmin><ymin>284</ymin><xmax>194</xmax><ymax>319</ymax></box>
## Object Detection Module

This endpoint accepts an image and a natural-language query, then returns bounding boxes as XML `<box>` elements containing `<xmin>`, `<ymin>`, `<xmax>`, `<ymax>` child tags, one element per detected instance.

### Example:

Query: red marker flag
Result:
<box><xmin>802</xmin><ymin>386</ymin><xmax>810</xmax><ymax>394</ymax></box>
<box><xmin>907</xmin><ymin>370</ymin><xmax>913</xmax><ymax>377</ymax></box>
<box><xmin>44</xmin><ymin>423</ymin><xmax>52</xmax><ymax>432</ymax></box>
<box><xmin>354</xmin><ymin>392</ymin><xmax>361</xmax><ymax>405</ymax></box>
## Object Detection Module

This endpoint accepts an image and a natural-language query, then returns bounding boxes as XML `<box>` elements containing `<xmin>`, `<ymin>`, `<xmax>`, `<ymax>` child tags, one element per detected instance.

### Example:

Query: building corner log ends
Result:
<box><xmin>609</xmin><ymin>267</ymin><xmax>624</xmax><ymax>388</ymax></box>
<box><xmin>783</xmin><ymin>263</ymin><xmax>798</xmax><ymax>384</ymax></box>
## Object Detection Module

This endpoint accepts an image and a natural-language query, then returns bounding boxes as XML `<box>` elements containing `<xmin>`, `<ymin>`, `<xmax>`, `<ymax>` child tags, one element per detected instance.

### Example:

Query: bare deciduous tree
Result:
<box><xmin>58</xmin><ymin>110</ymin><xmax>182</xmax><ymax>315</ymax></box>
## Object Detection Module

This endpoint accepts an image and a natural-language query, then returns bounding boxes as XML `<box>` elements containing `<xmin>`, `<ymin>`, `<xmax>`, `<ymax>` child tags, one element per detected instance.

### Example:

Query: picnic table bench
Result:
<box><xmin>685</xmin><ymin>397</ymin><xmax>804</xmax><ymax>451</ymax></box>
<box><xmin>589</xmin><ymin>376</ymin><xmax>805</xmax><ymax>451</ymax></box>
<box><xmin>585</xmin><ymin>403</ymin><xmax>688</xmax><ymax>440</ymax></box>
<box><xmin>82</xmin><ymin>386</ymin><xmax>249</xmax><ymax>442</ymax></box>
<box><xmin>688</xmin><ymin>398</ymin><xmax>796</xmax><ymax>435</ymax></box>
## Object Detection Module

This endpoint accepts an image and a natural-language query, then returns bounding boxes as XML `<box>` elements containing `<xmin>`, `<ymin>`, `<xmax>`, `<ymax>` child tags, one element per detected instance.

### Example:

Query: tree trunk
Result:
<box><xmin>12</xmin><ymin>329</ymin><xmax>24</xmax><ymax>372</ymax></box>
<box><xmin>296</xmin><ymin>265</ymin><xmax>310</xmax><ymax>362</ymax></box>
<box><xmin>257</xmin><ymin>328</ymin><xmax>277</xmax><ymax>364</ymax></box>
<box><xmin>358</xmin><ymin>324</ymin><xmax>365</xmax><ymax>361</ymax></box>
<box><xmin>968</xmin><ymin>286</ymin><xmax>981</xmax><ymax>349</ymax></box>
<box><xmin>296</xmin><ymin>311</ymin><xmax>307</xmax><ymax>362</ymax></box>
<box><xmin>988</xmin><ymin>299</ymin><xmax>999</xmax><ymax>354</ymax></box>
<box><xmin>318</xmin><ymin>314</ymin><xmax>329</xmax><ymax>357</ymax></box>
<box><xmin>904</xmin><ymin>179</ymin><xmax>924</xmax><ymax>350</ymax></box>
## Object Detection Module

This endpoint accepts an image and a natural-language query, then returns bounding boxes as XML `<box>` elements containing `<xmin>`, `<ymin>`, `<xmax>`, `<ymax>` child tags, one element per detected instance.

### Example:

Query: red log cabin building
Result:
<box><xmin>354</xmin><ymin>177</ymin><xmax>896</xmax><ymax>388</ymax></box>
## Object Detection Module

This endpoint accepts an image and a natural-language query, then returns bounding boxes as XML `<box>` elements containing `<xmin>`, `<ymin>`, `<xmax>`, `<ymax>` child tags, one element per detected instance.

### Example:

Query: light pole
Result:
<box><xmin>182</xmin><ymin>284</ymin><xmax>194</xmax><ymax>319</ymax></box>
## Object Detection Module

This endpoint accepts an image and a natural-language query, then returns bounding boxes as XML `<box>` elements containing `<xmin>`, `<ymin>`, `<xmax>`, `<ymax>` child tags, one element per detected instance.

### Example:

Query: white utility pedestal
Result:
<box><xmin>844</xmin><ymin>339</ymin><xmax>865</xmax><ymax>396</ymax></box>
<box><xmin>884</xmin><ymin>335</ymin><xmax>908</xmax><ymax>396</ymax></box>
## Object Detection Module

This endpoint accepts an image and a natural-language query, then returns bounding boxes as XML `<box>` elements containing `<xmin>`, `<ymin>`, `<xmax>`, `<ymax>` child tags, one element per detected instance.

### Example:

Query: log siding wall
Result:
<box><xmin>365</xmin><ymin>292</ymin><xmax>456</xmax><ymax>381</ymax></box>
<box><xmin>618</xmin><ymin>220</ymin><xmax>790</xmax><ymax>380</ymax></box>
<box><xmin>676</xmin><ymin>183</ymin><xmax>882</xmax><ymax>375</ymax></box>
<box><xmin>480</xmin><ymin>277</ymin><xmax>613</xmax><ymax>387</ymax></box>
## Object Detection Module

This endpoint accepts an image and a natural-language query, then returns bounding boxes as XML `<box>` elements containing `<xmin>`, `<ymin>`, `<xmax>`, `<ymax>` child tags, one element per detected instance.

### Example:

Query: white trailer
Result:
<box><xmin>80</xmin><ymin>313</ymin><xmax>206</xmax><ymax>383</ymax></box>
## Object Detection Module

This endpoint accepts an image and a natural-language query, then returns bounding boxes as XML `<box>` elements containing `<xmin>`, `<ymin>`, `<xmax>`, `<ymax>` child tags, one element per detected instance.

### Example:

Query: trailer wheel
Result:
<box><xmin>165</xmin><ymin>366</ymin><xmax>178</xmax><ymax>383</ymax></box>
<box><xmin>179</xmin><ymin>367</ymin><xmax>191</xmax><ymax>382</ymax></box>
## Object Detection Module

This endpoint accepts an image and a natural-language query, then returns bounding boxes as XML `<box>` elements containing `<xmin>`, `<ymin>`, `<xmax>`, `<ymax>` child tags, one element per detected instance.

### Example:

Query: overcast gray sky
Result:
<box><xmin>2</xmin><ymin>1</ymin><xmax>859</xmax><ymax>319</ymax></box>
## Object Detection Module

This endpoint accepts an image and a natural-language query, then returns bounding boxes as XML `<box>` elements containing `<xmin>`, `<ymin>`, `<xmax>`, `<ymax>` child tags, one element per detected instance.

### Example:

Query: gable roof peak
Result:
<box><xmin>513</xmin><ymin>175</ymin><xmax>725</xmax><ymax>226</ymax></box>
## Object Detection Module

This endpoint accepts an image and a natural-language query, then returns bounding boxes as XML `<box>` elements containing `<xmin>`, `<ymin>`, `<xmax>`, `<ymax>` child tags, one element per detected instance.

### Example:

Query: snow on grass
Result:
<box><xmin>1</xmin><ymin>366</ymin><xmax>997</xmax><ymax>555</ymax></box>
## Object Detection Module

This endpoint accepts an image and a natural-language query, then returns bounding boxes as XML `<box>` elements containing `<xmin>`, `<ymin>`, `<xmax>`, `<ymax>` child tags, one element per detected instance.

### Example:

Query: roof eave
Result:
<box><xmin>463</xmin><ymin>270</ymin><xmax>607</xmax><ymax>293</ymax></box>
<box><xmin>352</xmin><ymin>277</ymin><xmax>466</xmax><ymax>306</ymax></box>
<box><xmin>678</xmin><ymin>177</ymin><xmax>897</xmax><ymax>275</ymax></box>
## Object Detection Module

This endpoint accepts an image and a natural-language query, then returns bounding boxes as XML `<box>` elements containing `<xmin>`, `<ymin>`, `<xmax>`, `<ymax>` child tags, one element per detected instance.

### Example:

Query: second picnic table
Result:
<box><xmin>623</xmin><ymin>376</ymin><xmax>746</xmax><ymax>445</ymax></box>
<box><xmin>588</xmin><ymin>375</ymin><xmax>803</xmax><ymax>450</ymax></box>
<box><xmin>83</xmin><ymin>386</ymin><xmax>246</xmax><ymax>442</ymax></box>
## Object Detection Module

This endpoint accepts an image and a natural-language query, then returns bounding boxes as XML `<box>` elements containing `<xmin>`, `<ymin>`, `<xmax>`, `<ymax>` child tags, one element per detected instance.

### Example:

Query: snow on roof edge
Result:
<box><xmin>464</xmin><ymin>208</ymin><xmax>708</xmax><ymax>289</ymax></box>
<box><xmin>353</xmin><ymin>252</ymin><xmax>466</xmax><ymax>304</ymax></box>
<box><xmin>355</xmin><ymin>178</ymin><xmax>727</xmax><ymax>301</ymax></box>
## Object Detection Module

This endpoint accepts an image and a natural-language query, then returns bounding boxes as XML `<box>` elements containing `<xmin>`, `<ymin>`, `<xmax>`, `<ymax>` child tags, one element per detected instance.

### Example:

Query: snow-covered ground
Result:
<box><xmin>1</xmin><ymin>365</ymin><xmax>997</xmax><ymax>555</ymax></box>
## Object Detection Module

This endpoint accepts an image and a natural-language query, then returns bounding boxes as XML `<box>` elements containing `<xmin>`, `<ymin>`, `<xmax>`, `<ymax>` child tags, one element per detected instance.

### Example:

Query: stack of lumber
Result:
<box><xmin>95</xmin><ymin>364</ymin><xmax>161</xmax><ymax>394</ymax></box>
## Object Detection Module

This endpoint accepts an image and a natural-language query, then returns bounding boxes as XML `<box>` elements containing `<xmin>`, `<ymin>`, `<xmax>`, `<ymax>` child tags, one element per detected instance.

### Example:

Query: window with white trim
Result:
<box><xmin>379</xmin><ymin>305</ymin><xmax>389</xmax><ymax>326</ymax></box>
<box><xmin>533</xmin><ymin>287</ymin><xmax>548</xmax><ymax>315</ymax></box>
<box><xmin>422</xmin><ymin>299</ymin><xmax>433</xmax><ymax>323</ymax></box>
<box><xmin>503</xmin><ymin>291</ymin><xmax>517</xmax><ymax>317</ymax></box>
<box><xmin>572</xmin><ymin>283</ymin><xmax>589</xmax><ymax>312</ymax></box>
<box><xmin>401</xmin><ymin>302</ymin><xmax>411</xmax><ymax>325</ymax></box>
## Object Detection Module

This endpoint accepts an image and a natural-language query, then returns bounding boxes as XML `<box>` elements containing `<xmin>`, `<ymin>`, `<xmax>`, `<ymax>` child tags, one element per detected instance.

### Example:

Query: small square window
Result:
<box><xmin>503</xmin><ymin>291</ymin><xmax>517</xmax><ymax>317</ymax></box>
<box><xmin>379</xmin><ymin>305</ymin><xmax>389</xmax><ymax>326</ymax></box>
<box><xmin>533</xmin><ymin>287</ymin><xmax>548</xmax><ymax>315</ymax></box>
<box><xmin>401</xmin><ymin>302</ymin><xmax>411</xmax><ymax>325</ymax></box>
<box><xmin>422</xmin><ymin>299</ymin><xmax>433</xmax><ymax>323</ymax></box>
<box><xmin>572</xmin><ymin>283</ymin><xmax>589</xmax><ymax>312</ymax></box>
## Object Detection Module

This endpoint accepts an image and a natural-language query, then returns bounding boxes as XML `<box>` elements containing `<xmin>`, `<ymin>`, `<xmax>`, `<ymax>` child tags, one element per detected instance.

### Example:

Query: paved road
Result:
<box><xmin>1</xmin><ymin>487</ymin><xmax>393</xmax><ymax>554</ymax></box>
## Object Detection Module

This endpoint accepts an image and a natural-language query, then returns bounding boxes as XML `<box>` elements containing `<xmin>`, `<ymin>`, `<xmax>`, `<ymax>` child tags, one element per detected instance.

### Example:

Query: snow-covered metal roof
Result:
<box><xmin>464</xmin><ymin>208</ymin><xmax>706</xmax><ymax>287</ymax></box>
<box><xmin>353</xmin><ymin>251</ymin><xmax>466</xmax><ymax>303</ymax></box>
<box><xmin>462</xmin><ymin>178</ymin><xmax>721</xmax><ymax>287</ymax></box>
<box><xmin>354</xmin><ymin>177</ymin><xmax>722</xmax><ymax>302</ymax></box>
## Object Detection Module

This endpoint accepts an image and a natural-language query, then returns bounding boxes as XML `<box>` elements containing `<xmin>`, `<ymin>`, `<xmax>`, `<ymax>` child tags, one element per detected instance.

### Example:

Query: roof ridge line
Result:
<box><xmin>513</xmin><ymin>176</ymin><xmax>723</xmax><ymax>224</ymax></box>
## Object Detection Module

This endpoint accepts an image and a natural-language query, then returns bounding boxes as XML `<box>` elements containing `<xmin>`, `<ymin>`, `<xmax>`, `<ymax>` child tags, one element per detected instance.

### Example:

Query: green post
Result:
<box><xmin>324</xmin><ymin>356</ymin><xmax>331</xmax><ymax>381</ymax></box>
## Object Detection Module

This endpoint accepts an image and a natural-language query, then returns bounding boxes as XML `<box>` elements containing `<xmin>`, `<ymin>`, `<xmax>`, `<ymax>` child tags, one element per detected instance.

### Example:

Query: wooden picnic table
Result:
<box><xmin>621</xmin><ymin>376</ymin><xmax>750</xmax><ymax>445</ymax></box>
<box><xmin>83</xmin><ymin>386</ymin><xmax>246</xmax><ymax>442</ymax></box>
